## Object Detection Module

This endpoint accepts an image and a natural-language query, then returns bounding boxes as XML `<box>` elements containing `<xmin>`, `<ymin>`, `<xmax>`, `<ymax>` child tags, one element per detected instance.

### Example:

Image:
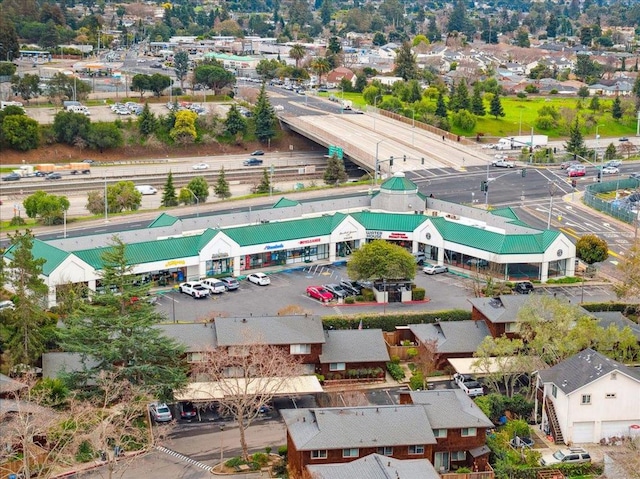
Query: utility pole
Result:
<box><xmin>547</xmin><ymin>181</ymin><xmax>558</xmax><ymax>229</ymax></box>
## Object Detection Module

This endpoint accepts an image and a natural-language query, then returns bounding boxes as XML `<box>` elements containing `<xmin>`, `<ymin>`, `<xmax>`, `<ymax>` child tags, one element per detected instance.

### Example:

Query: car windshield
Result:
<box><xmin>552</xmin><ymin>451</ymin><xmax>566</xmax><ymax>461</ymax></box>
<box><xmin>157</xmin><ymin>406</ymin><xmax>170</xmax><ymax>414</ymax></box>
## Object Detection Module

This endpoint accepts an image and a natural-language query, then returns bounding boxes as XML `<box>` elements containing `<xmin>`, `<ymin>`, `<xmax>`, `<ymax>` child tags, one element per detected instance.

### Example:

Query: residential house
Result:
<box><xmin>590</xmin><ymin>311</ymin><xmax>640</xmax><ymax>342</ymax></box>
<box><xmin>469</xmin><ymin>295</ymin><xmax>532</xmax><ymax>338</ymax></box>
<box><xmin>318</xmin><ymin>329</ymin><xmax>390</xmax><ymax>380</ymax></box>
<box><xmin>402</xmin><ymin>390</ymin><xmax>494</xmax><ymax>473</ymax></box>
<box><xmin>404</xmin><ymin>320</ymin><xmax>491</xmax><ymax>369</ymax></box>
<box><xmin>538</xmin><ymin>348</ymin><xmax>640</xmax><ymax>444</ymax></box>
<box><xmin>155</xmin><ymin>322</ymin><xmax>218</xmax><ymax>370</ymax></box>
<box><xmin>588</xmin><ymin>79</ymin><xmax>633</xmax><ymax>96</ymax></box>
<box><xmin>306</xmin><ymin>453</ymin><xmax>440</xmax><ymax>479</ymax></box>
<box><xmin>326</xmin><ymin>67</ymin><xmax>357</xmax><ymax>88</ymax></box>
<box><xmin>214</xmin><ymin>315</ymin><xmax>326</xmax><ymax>375</ymax></box>
<box><xmin>282</xmin><ymin>405</ymin><xmax>437</xmax><ymax>478</ymax></box>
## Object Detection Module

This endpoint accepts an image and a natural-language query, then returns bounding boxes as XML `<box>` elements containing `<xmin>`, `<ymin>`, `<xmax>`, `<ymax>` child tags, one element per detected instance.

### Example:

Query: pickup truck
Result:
<box><xmin>453</xmin><ymin>373</ymin><xmax>484</xmax><ymax>397</ymax></box>
<box><xmin>491</xmin><ymin>158</ymin><xmax>516</xmax><ymax>168</ymax></box>
<box><xmin>179</xmin><ymin>281</ymin><xmax>210</xmax><ymax>298</ymax></box>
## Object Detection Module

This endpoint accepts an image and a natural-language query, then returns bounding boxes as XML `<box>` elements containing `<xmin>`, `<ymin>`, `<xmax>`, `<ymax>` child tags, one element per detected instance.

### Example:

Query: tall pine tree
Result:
<box><xmin>435</xmin><ymin>92</ymin><xmax>448</xmax><ymax>117</ymax></box>
<box><xmin>215</xmin><ymin>166</ymin><xmax>232</xmax><ymax>199</ymax></box>
<box><xmin>564</xmin><ymin>117</ymin><xmax>587</xmax><ymax>156</ymax></box>
<box><xmin>162</xmin><ymin>171</ymin><xmax>178</xmax><ymax>207</ymax></box>
<box><xmin>254</xmin><ymin>83</ymin><xmax>276</xmax><ymax>143</ymax></box>
<box><xmin>489</xmin><ymin>93</ymin><xmax>505</xmax><ymax>119</ymax></box>
<box><xmin>611</xmin><ymin>96</ymin><xmax>623</xmax><ymax>120</ymax></box>
<box><xmin>471</xmin><ymin>83</ymin><xmax>486</xmax><ymax>116</ymax></box>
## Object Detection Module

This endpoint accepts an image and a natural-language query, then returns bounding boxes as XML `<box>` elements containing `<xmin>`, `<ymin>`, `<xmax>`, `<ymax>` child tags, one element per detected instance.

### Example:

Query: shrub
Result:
<box><xmin>361</xmin><ymin>289</ymin><xmax>375</xmax><ymax>301</ymax></box>
<box><xmin>409</xmin><ymin>370</ymin><xmax>424</xmax><ymax>390</ymax></box>
<box><xmin>322</xmin><ymin>309</ymin><xmax>471</xmax><ymax>331</ymax></box>
<box><xmin>265</xmin><ymin>446</ymin><xmax>272</xmax><ymax>454</ymax></box>
<box><xmin>550</xmin><ymin>89</ymin><xmax>558</xmax><ymax>94</ymax></box>
<box><xmin>10</xmin><ymin>216</ymin><xmax>26</xmax><ymax>226</ymax></box>
<box><xmin>387</xmin><ymin>362</ymin><xmax>405</xmax><ymax>381</ymax></box>
<box><xmin>516</xmin><ymin>92</ymin><xmax>527</xmax><ymax>99</ymax></box>
<box><xmin>407</xmin><ymin>347</ymin><xmax>418</xmax><ymax>359</ymax></box>
<box><xmin>278</xmin><ymin>445</ymin><xmax>287</xmax><ymax>458</ymax></box>
<box><xmin>412</xmin><ymin>287</ymin><xmax>426</xmax><ymax>300</ymax></box>
<box><xmin>225</xmin><ymin>457</ymin><xmax>246</xmax><ymax>468</ymax></box>
<box><xmin>75</xmin><ymin>440</ymin><xmax>95</xmax><ymax>463</ymax></box>
<box><xmin>251</xmin><ymin>452</ymin><xmax>269</xmax><ymax>467</ymax></box>
<box><xmin>344</xmin><ymin>296</ymin><xmax>355</xmax><ymax>304</ymax></box>
<box><xmin>451</xmin><ymin>109</ymin><xmax>477</xmax><ymax>131</ymax></box>
<box><xmin>535</xmin><ymin>115</ymin><xmax>556</xmax><ymax>130</ymax></box>
<box><xmin>546</xmin><ymin>277</ymin><xmax>581</xmax><ymax>284</ymax></box>
<box><xmin>390</xmin><ymin>355</ymin><xmax>400</xmax><ymax>364</ymax></box>
<box><xmin>355</xmin><ymin>295</ymin><xmax>366</xmax><ymax>302</ymax></box>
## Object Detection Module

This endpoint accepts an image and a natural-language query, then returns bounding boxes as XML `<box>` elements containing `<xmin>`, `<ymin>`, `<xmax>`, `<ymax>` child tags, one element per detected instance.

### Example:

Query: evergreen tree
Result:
<box><xmin>589</xmin><ymin>95</ymin><xmax>600</xmax><ymax>112</ymax></box>
<box><xmin>393</xmin><ymin>42</ymin><xmax>418</xmax><ymax>81</ymax></box>
<box><xmin>214</xmin><ymin>166</ymin><xmax>231</xmax><ymax>199</ymax></box>
<box><xmin>564</xmin><ymin>117</ymin><xmax>587</xmax><ymax>156</ymax></box>
<box><xmin>426</xmin><ymin>16</ymin><xmax>440</xmax><ymax>43</ymax></box>
<box><xmin>137</xmin><ymin>103</ymin><xmax>157</xmax><ymax>137</ymax></box>
<box><xmin>448</xmin><ymin>83</ymin><xmax>458</xmax><ymax>111</ymax></box>
<box><xmin>546</xmin><ymin>14</ymin><xmax>558</xmax><ymax>38</ymax></box>
<box><xmin>225</xmin><ymin>105</ymin><xmax>248</xmax><ymax>138</ymax></box>
<box><xmin>611</xmin><ymin>96</ymin><xmax>623</xmax><ymax>120</ymax></box>
<box><xmin>471</xmin><ymin>83</ymin><xmax>486</xmax><ymax>116</ymax></box>
<box><xmin>173</xmin><ymin>50</ymin><xmax>189</xmax><ymax>90</ymax></box>
<box><xmin>255</xmin><ymin>168</ymin><xmax>271</xmax><ymax>194</ymax></box>
<box><xmin>162</xmin><ymin>171</ymin><xmax>178</xmax><ymax>207</ymax></box>
<box><xmin>604</xmin><ymin>143</ymin><xmax>617</xmax><ymax>161</ymax></box>
<box><xmin>447</xmin><ymin>0</ymin><xmax>468</xmax><ymax>34</ymax></box>
<box><xmin>323</xmin><ymin>154</ymin><xmax>348</xmax><ymax>185</ymax></box>
<box><xmin>489</xmin><ymin>93</ymin><xmax>505</xmax><ymax>119</ymax></box>
<box><xmin>253</xmin><ymin>83</ymin><xmax>276</xmax><ymax>143</ymax></box>
<box><xmin>58</xmin><ymin>237</ymin><xmax>189</xmax><ymax>400</ymax></box>
<box><xmin>3</xmin><ymin>230</ymin><xmax>50</xmax><ymax>368</ymax></box>
<box><xmin>435</xmin><ymin>92</ymin><xmax>448</xmax><ymax>118</ymax></box>
<box><xmin>620</xmin><ymin>57</ymin><xmax>626</xmax><ymax>72</ymax></box>
<box><xmin>320</xmin><ymin>0</ymin><xmax>332</xmax><ymax>24</ymax></box>
<box><xmin>454</xmin><ymin>79</ymin><xmax>470</xmax><ymax>112</ymax></box>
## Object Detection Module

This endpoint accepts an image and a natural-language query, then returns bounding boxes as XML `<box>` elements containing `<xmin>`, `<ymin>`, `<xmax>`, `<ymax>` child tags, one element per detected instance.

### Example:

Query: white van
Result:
<box><xmin>135</xmin><ymin>185</ymin><xmax>157</xmax><ymax>195</ymax></box>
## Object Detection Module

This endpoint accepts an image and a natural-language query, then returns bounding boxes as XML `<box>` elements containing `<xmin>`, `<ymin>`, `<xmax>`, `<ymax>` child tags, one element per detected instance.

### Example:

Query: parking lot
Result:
<box><xmin>152</xmin><ymin>265</ymin><xmax>616</xmax><ymax>323</ymax></box>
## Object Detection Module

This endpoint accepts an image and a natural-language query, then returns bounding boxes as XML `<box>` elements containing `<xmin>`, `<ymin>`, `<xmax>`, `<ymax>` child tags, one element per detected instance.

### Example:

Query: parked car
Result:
<box><xmin>178</xmin><ymin>401</ymin><xmax>197</xmax><ymax>420</ymax></box>
<box><xmin>179</xmin><ymin>281</ymin><xmax>210</xmax><ymax>298</ymax></box>
<box><xmin>2</xmin><ymin>172</ymin><xmax>21</xmax><ymax>181</ymax></box>
<box><xmin>250</xmin><ymin>150</ymin><xmax>264</xmax><ymax>156</ymax></box>
<box><xmin>306</xmin><ymin>286</ymin><xmax>334</xmax><ymax>302</ymax></box>
<box><xmin>201</xmin><ymin>278</ymin><xmax>226</xmax><ymax>294</ymax></box>
<box><xmin>540</xmin><ymin>447</ymin><xmax>591</xmax><ymax>466</ymax></box>
<box><xmin>602</xmin><ymin>166</ymin><xmax>619</xmax><ymax>175</ymax></box>
<box><xmin>219</xmin><ymin>277</ymin><xmax>240</xmax><ymax>291</ymax></box>
<box><xmin>243</xmin><ymin>158</ymin><xmax>263</xmax><ymax>166</ymax></box>
<box><xmin>82</xmin><ymin>159</ymin><xmax>95</xmax><ymax>164</ymax></box>
<box><xmin>453</xmin><ymin>373</ymin><xmax>484</xmax><ymax>397</ymax></box>
<box><xmin>514</xmin><ymin>281</ymin><xmax>534</xmax><ymax>294</ymax></box>
<box><xmin>510</xmin><ymin>436</ymin><xmax>535</xmax><ymax>449</ymax></box>
<box><xmin>150</xmin><ymin>403</ymin><xmax>173</xmax><ymax>423</ymax></box>
<box><xmin>45</xmin><ymin>172</ymin><xmax>62</xmax><ymax>180</ymax></box>
<box><xmin>423</xmin><ymin>264</ymin><xmax>448</xmax><ymax>275</ymax></box>
<box><xmin>339</xmin><ymin>280</ymin><xmax>362</xmax><ymax>296</ymax></box>
<box><xmin>413</xmin><ymin>252</ymin><xmax>427</xmax><ymax>265</ymax></box>
<box><xmin>0</xmin><ymin>300</ymin><xmax>15</xmax><ymax>312</ymax></box>
<box><xmin>192</xmin><ymin>162</ymin><xmax>209</xmax><ymax>170</ymax></box>
<box><xmin>619</xmin><ymin>137</ymin><xmax>629</xmax><ymax>142</ymax></box>
<box><xmin>465</xmin><ymin>258</ymin><xmax>489</xmax><ymax>267</ymax></box>
<box><xmin>323</xmin><ymin>283</ymin><xmax>350</xmax><ymax>299</ymax></box>
<box><xmin>247</xmin><ymin>272</ymin><xmax>270</xmax><ymax>286</ymax></box>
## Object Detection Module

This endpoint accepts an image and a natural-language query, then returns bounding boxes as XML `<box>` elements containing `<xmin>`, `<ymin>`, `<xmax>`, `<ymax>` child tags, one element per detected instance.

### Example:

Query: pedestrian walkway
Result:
<box><xmin>156</xmin><ymin>445</ymin><xmax>214</xmax><ymax>473</ymax></box>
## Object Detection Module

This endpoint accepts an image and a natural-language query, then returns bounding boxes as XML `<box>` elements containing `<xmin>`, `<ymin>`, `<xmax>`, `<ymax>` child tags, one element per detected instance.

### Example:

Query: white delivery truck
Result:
<box><xmin>496</xmin><ymin>135</ymin><xmax>548</xmax><ymax>150</ymax></box>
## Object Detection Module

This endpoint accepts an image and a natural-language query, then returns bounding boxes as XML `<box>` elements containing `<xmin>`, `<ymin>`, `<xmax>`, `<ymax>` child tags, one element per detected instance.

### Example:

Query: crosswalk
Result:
<box><xmin>156</xmin><ymin>446</ymin><xmax>213</xmax><ymax>473</ymax></box>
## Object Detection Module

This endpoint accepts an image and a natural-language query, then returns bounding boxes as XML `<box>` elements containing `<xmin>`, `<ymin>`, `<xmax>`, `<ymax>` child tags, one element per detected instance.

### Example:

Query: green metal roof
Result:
<box><xmin>148</xmin><ymin>213</ymin><xmax>179</xmax><ymax>228</ymax></box>
<box><xmin>490</xmin><ymin>207</ymin><xmax>520</xmax><ymax>221</ymax></box>
<box><xmin>380</xmin><ymin>175</ymin><xmax>418</xmax><ymax>192</ymax></box>
<box><xmin>4</xmin><ymin>239</ymin><xmax>70</xmax><ymax>277</ymax></box>
<box><xmin>74</xmin><ymin>229</ymin><xmax>219</xmax><ymax>270</ymax></box>
<box><xmin>350</xmin><ymin>211</ymin><xmax>428</xmax><ymax>232</ymax></box>
<box><xmin>223</xmin><ymin>213</ymin><xmax>347</xmax><ymax>246</ymax></box>
<box><xmin>272</xmin><ymin>197</ymin><xmax>300</xmax><ymax>208</ymax></box>
<box><xmin>430</xmin><ymin>217</ymin><xmax>559</xmax><ymax>254</ymax></box>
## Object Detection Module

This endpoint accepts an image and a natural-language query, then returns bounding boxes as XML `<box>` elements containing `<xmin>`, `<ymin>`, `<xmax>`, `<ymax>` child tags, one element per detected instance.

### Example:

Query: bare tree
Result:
<box><xmin>413</xmin><ymin>339</ymin><xmax>438</xmax><ymax>390</ymax></box>
<box><xmin>193</xmin><ymin>340</ymin><xmax>303</xmax><ymax>460</ymax></box>
<box><xmin>472</xmin><ymin>336</ymin><xmax>529</xmax><ymax>398</ymax></box>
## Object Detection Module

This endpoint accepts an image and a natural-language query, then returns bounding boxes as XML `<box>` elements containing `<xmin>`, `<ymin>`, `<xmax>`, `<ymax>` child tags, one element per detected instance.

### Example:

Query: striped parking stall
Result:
<box><xmin>155</xmin><ymin>446</ymin><xmax>213</xmax><ymax>473</ymax></box>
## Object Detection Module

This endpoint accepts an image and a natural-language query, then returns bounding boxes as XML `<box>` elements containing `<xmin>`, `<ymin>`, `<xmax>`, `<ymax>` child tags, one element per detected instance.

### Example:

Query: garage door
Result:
<box><xmin>601</xmin><ymin>421</ymin><xmax>633</xmax><ymax>440</ymax></box>
<box><xmin>572</xmin><ymin>421</ymin><xmax>595</xmax><ymax>443</ymax></box>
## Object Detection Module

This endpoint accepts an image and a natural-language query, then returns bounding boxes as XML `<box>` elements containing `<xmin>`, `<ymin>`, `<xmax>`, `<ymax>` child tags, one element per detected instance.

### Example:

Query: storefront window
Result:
<box><xmin>206</xmin><ymin>258</ymin><xmax>233</xmax><ymax>277</ymax></box>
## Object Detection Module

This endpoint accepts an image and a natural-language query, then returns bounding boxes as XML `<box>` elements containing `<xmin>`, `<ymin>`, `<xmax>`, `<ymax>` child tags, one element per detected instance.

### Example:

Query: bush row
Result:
<box><xmin>322</xmin><ymin>309</ymin><xmax>471</xmax><ymax>331</ymax></box>
<box><xmin>581</xmin><ymin>302</ymin><xmax>640</xmax><ymax>314</ymax></box>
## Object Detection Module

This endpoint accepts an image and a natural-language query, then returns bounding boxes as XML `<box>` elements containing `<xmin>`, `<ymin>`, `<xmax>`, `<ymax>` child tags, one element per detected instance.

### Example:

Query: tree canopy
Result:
<box><xmin>347</xmin><ymin>240</ymin><xmax>415</xmax><ymax>281</ymax></box>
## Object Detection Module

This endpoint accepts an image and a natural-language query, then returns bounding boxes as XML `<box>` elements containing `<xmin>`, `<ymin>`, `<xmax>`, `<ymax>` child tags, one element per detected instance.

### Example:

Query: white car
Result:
<box><xmin>150</xmin><ymin>403</ymin><xmax>173</xmax><ymax>423</ymax></box>
<box><xmin>192</xmin><ymin>163</ymin><xmax>210</xmax><ymax>170</ymax></box>
<box><xmin>423</xmin><ymin>264</ymin><xmax>448</xmax><ymax>275</ymax></box>
<box><xmin>540</xmin><ymin>447</ymin><xmax>591</xmax><ymax>466</ymax></box>
<box><xmin>602</xmin><ymin>166</ymin><xmax>619</xmax><ymax>175</ymax></box>
<box><xmin>247</xmin><ymin>273</ymin><xmax>270</xmax><ymax>286</ymax></box>
<box><xmin>274</xmin><ymin>105</ymin><xmax>285</xmax><ymax>111</ymax></box>
<box><xmin>201</xmin><ymin>278</ymin><xmax>226</xmax><ymax>294</ymax></box>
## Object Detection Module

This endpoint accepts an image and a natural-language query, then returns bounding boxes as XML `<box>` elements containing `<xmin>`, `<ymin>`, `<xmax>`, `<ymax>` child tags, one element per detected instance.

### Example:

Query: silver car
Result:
<box><xmin>423</xmin><ymin>264</ymin><xmax>448</xmax><ymax>275</ymax></box>
<box><xmin>150</xmin><ymin>403</ymin><xmax>173</xmax><ymax>423</ymax></box>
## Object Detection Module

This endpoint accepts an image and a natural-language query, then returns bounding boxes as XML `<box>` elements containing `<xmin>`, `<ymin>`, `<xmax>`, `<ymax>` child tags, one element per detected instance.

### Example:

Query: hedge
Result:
<box><xmin>322</xmin><ymin>309</ymin><xmax>471</xmax><ymax>331</ymax></box>
<box><xmin>580</xmin><ymin>302</ymin><xmax>640</xmax><ymax>314</ymax></box>
<box><xmin>494</xmin><ymin>463</ymin><xmax>603</xmax><ymax>479</ymax></box>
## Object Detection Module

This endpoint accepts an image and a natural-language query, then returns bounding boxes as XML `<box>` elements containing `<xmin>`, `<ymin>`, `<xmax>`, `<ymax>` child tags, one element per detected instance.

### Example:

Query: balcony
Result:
<box><xmin>441</xmin><ymin>464</ymin><xmax>495</xmax><ymax>479</ymax></box>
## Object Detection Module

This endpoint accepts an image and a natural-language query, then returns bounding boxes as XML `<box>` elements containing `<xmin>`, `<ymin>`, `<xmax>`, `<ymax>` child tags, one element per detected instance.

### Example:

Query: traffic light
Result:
<box><xmin>481</xmin><ymin>181</ymin><xmax>488</xmax><ymax>192</ymax></box>
<box><xmin>573</xmin><ymin>154</ymin><xmax>577</xmax><ymax>161</ymax></box>
<box><xmin>521</xmin><ymin>168</ymin><xmax>527</xmax><ymax>177</ymax></box>
<box><xmin>421</xmin><ymin>157</ymin><xmax>425</xmax><ymax>165</ymax></box>
<box><xmin>403</xmin><ymin>155</ymin><xmax>406</xmax><ymax>162</ymax></box>
<box><xmin>389</xmin><ymin>156</ymin><xmax>394</xmax><ymax>166</ymax></box>
<box><xmin>571</xmin><ymin>179</ymin><xmax>577</xmax><ymax>188</ymax></box>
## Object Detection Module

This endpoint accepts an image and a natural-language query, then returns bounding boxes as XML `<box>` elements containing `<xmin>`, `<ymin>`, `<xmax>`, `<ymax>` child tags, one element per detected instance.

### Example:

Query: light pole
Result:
<box><xmin>185</xmin><ymin>188</ymin><xmax>200</xmax><ymax>217</ymax></box>
<box><xmin>104</xmin><ymin>174</ymin><xmax>108</xmax><ymax>223</ymax></box>
<box><xmin>410</xmin><ymin>108</ymin><xmax>416</xmax><ymax>146</ymax></box>
<box><xmin>547</xmin><ymin>181</ymin><xmax>558</xmax><ymax>229</ymax></box>
<box><xmin>375</xmin><ymin>139</ymin><xmax>386</xmax><ymax>183</ymax></box>
<box><xmin>373</xmin><ymin>95</ymin><xmax>382</xmax><ymax>131</ymax></box>
<box><xmin>595</xmin><ymin>124</ymin><xmax>603</xmax><ymax>164</ymax></box>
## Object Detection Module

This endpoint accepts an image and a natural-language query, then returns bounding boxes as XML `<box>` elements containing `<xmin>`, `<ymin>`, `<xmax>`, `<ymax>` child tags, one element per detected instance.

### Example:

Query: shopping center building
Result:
<box><xmin>4</xmin><ymin>173</ymin><xmax>576</xmax><ymax>308</ymax></box>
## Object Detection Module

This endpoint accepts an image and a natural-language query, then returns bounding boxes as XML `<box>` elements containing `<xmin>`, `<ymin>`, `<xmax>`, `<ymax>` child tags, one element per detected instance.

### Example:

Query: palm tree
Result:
<box><xmin>311</xmin><ymin>57</ymin><xmax>331</xmax><ymax>87</ymax></box>
<box><xmin>289</xmin><ymin>44</ymin><xmax>306</xmax><ymax>68</ymax></box>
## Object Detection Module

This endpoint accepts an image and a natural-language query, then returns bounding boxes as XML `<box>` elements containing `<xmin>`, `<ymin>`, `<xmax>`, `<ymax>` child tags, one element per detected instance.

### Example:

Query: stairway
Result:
<box><xmin>545</xmin><ymin>399</ymin><xmax>564</xmax><ymax>444</ymax></box>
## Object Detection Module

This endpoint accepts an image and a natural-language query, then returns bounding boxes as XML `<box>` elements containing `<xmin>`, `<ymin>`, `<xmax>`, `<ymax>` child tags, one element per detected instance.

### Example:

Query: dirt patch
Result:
<box><xmin>0</xmin><ymin>131</ymin><xmax>320</xmax><ymax>166</ymax></box>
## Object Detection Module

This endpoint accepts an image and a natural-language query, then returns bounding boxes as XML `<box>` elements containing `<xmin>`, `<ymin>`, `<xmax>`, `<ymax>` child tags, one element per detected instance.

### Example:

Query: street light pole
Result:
<box><xmin>375</xmin><ymin>139</ymin><xmax>385</xmax><ymax>183</ymax></box>
<box><xmin>185</xmin><ymin>188</ymin><xmax>200</xmax><ymax>217</ymax></box>
<box><xmin>547</xmin><ymin>181</ymin><xmax>558</xmax><ymax>229</ymax></box>
<box><xmin>104</xmin><ymin>174</ymin><xmax>108</xmax><ymax>223</ymax></box>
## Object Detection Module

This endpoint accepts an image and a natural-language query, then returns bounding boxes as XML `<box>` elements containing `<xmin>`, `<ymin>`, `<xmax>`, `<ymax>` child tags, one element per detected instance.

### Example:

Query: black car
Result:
<box><xmin>179</xmin><ymin>401</ymin><xmax>197</xmax><ymax>420</ymax></box>
<box><xmin>514</xmin><ymin>281</ymin><xmax>534</xmax><ymax>294</ymax></box>
<box><xmin>2</xmin><ymin>172</ymin><xmax>21</xmax><ymax>181</ymax></box>
<box><xmin>46</xmin><ymin>172</ymin><xmax>62</xmax><ymax>180</ymax></box>
<box><xmin>243</xmin><ymin>158</ymin><xmax>263</xmax><ymax>166</ymax></box>
<box><xmin>339</xmin><ymin>280</ymin><xmax>362</xmax><ymax>296</ymax></box>
<box><xmin>250</xmin><ymin>150</ymin><xmax>265</xmax><ymax>156</ymax></box>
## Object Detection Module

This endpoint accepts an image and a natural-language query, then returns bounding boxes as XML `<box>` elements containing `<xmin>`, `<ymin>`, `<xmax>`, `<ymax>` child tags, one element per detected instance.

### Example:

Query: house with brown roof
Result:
<box><xmin>325</xmin><ymin>67</ymin><xmax>357</xmax><ymax>87</ymax></box>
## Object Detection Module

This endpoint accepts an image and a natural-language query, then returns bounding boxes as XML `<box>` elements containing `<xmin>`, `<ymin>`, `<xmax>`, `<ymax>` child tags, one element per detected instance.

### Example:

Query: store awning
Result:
<box><xmin>448</xmin><ymin>356</ymin><xmax>546</xmax><ymax>376</ymax></box>
<box><xmin>174</xmin><ymin>375</ymin><xmax>323</xmax><ymax>402</ymax></box>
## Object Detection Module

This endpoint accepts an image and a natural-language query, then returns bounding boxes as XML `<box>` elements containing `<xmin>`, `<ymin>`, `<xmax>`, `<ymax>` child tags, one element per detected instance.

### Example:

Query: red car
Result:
<box><xmin>306</xmin><ymin>286</ymin><xmax>333</xmax><ymax>302</ymax></box>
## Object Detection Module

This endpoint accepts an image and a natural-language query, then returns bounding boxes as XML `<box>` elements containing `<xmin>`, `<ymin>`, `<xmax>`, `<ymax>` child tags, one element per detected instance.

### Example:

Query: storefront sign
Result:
<box><xmin>366</xmin><ymin>230</ymin><xmax>383</xmax><ymax>239</ymax></box>
<box><xmin>389</xmin><ymin>233</ymin><xmax>409</xmax><ymax>240</ymax></box>
<box><xmin>211</xmin><ymin>252</ymin><xmax>229</xmax><ymax>259</ymax></box>
<box><xmin>165</xmin><ymin>259</ymin><xmax>186</xmax><ymax>267</ymax></box>
<box><xmin>299</xmin><ymin>238</ymin><xmax>321</xmax><ymax>245</ymax></box>
<box><xmin>264</xmin><ymin>243</ymin><xmax>284</xmax><ymax>251</ymax></box>
<box><xmin>339</xmin><ymin>229</ymin><xmax>357</xmax><ymax>240</ymax></box>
